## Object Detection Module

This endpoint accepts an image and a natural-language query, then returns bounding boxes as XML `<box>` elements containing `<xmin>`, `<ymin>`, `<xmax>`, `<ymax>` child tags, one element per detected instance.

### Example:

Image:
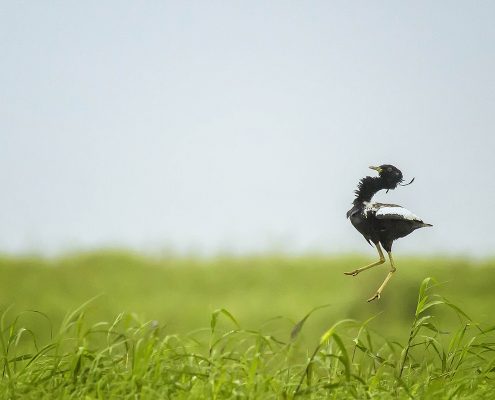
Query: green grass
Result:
<box><xmin>0</xmin><ymin>251</ymin><xmax>494</xmax><ymax>398</ymax></box>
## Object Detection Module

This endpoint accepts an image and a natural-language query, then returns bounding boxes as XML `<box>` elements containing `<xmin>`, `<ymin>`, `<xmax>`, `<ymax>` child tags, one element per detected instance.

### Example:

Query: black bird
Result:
<box><xmin>345</xmin><ymin>165</ymin><xmax>432</xmax><ymax>302</ymax></box>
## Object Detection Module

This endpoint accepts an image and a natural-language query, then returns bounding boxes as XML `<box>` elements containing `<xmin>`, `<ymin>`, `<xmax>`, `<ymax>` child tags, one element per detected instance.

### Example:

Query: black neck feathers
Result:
<box><xmin>353</xmin><ymin>176</ymin><xmax>387</xmax><ymax>205</ymax></box>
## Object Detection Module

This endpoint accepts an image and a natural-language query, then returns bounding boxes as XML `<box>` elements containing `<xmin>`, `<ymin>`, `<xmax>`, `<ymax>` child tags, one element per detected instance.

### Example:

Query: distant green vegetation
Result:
<box><xmin>0</xmin><ymin>251</ymin><xmax>494</xmax><ymax>398</ymax></box>
<box><xmin>1</xmin><ymin>251</ymin><xmax>494</xmax><ymax>339</ymax></box>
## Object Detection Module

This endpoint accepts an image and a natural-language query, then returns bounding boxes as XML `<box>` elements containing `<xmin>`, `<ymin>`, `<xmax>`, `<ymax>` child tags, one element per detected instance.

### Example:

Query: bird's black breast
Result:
<box><xmin>348</xmin><ymin>206</ymin><xmax>377</xmax><ymax>245</ymax></box>
<box><xmin>346</xmin><ymin>205</ymin><xmax>360</xmax><ymax>219</ymax></box>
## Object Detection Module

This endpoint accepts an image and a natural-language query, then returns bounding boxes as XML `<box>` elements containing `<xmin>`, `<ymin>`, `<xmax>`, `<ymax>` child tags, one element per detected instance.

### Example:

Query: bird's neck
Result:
<box><xmin>353</xmin><ymin>176</ymin><xmax>387</xmax><ymax>205</ymax></box>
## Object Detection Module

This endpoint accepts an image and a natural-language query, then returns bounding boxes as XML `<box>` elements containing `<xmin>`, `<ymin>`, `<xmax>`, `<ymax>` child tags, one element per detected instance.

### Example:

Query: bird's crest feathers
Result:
<box><xmin>353</xmin><ymin>176</ymin><xmax>383</xmax><ymax>205</ymax></box>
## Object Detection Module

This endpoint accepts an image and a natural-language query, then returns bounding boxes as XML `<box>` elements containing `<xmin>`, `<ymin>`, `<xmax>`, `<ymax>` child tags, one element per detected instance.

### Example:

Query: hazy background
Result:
<box><xmin>1</xmin><ymin>1</ymin><xmax>494</xmax><ymax>256</ymax></box>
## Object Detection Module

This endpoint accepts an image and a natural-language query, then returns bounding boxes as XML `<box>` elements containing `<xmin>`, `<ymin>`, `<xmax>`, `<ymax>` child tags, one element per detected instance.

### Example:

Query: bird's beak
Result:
<box><xmin>369</xmin><ymin>166</ymin><xmax>382</xmax><ymax>173</ymax></box>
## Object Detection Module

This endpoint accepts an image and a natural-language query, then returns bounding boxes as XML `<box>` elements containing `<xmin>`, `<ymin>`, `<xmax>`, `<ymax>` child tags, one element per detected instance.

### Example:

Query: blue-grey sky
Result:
<box><xmin>1</xmin><ymin>2</ymin><xmax>494</xmax><ymax>256</ymax></box>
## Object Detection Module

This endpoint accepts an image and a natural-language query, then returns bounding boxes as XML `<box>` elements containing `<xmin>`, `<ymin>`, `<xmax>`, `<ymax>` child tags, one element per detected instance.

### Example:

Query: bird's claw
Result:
<box><xmin>344</xmin><ymin>270</ymin><xmax>359</xmax><ymax>276</ymax></box>
<box><xmin>367</xmin><ymin>292</ymin><xmax>381</xmax><ymax>302</ymax></box>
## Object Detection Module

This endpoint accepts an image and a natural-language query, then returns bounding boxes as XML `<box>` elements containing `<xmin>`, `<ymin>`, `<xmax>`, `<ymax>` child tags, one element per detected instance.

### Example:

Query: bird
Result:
<box><xmin>345</xmin><ymin>164</ymin><xmax>432</xmax><ymax>302</ymax></box>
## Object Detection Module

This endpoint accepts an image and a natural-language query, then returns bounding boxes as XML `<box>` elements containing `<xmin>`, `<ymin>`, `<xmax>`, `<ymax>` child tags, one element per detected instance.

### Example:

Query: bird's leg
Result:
<box><xmin>367</xmin><ymin>251</ymin><xmax>396</xmax><ymax>302</ymax></box>
<box><xmin>344</xmin><ymin>243</ymin><xmax>385</xmax><ymax>277</ymax></box>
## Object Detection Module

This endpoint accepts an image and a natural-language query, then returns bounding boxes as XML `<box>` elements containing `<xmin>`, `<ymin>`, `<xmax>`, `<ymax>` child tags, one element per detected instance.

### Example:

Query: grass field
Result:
<box><xmin>1</xmin><ymin>251</ymin><xmax>494</xmax><ymax>398</ymax></box>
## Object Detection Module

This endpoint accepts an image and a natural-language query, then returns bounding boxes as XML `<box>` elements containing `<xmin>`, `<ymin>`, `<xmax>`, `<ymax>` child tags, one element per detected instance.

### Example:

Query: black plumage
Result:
<box><xmin>345</xmin><ymin>165</ymin><xmax>432</xmax><ymax>302</ymax></box>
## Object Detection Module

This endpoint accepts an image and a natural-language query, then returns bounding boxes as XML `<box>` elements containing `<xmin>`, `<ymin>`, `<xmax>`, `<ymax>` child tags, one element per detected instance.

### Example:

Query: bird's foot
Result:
<box><xmin>367</xmin><ymin>292</ymin><xmax>381</xmax><ymax>302</ymax></box>
<box><xmin>344</xmin><ymin>270</ymin><xmax>360</xmax><ymax>277</ymax></box>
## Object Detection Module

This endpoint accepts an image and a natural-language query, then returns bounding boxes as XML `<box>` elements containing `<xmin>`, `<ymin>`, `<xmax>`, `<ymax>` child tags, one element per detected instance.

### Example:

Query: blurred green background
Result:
<box><xmin>1</xmin><ymin>251</ymin><xmax>493</xmax><ymax>344</ymax></box>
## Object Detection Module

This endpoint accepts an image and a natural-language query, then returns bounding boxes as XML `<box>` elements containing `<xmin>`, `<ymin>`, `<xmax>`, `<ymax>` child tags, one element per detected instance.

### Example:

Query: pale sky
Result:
<box><xmin>1</xmin><ymin>2</ymin><xmax>494</xmax><ymax>256</ymax></box>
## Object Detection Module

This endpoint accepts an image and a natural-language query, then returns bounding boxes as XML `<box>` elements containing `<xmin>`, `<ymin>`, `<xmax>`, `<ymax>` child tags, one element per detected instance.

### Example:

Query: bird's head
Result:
<box><xmin>369</xmin><ymin>164</ymin><xmax>411</xmax><ymax>190</ymax></box>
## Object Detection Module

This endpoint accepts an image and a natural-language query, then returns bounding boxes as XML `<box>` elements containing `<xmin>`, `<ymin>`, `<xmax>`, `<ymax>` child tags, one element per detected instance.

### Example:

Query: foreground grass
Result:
<box><xmin>1</xmin><ymin>278</ymin><xmax>495</xmax><ymax>399</ymax></box>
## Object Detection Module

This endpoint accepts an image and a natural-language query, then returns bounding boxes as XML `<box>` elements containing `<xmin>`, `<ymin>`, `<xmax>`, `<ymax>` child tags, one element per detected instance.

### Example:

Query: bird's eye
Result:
<box><xmin>387</xmin><ymin>167</ymin><xmax>392</xmax><ymax>172</ymax></box>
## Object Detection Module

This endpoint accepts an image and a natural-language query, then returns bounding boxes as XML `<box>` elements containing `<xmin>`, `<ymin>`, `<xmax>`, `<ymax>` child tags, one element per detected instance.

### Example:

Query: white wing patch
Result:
<box><xmin>361</xmin><ymin>202</ymin><xmax>423</xmax><ymax>222</ymax></box>
<box><xmin>375</xmin><ymin>206</ymin><xmax>421</xmax><ymax>221</ymax></box>
<box><xmin>362</xmin><ymin>202</ymin><xmax>382</xmax><ymax>217</ymax></box>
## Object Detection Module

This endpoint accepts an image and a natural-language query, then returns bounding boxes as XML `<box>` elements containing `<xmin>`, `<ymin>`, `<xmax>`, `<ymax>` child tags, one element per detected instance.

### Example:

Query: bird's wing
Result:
<box><xmin>374</xmin><ymin>204</ymin><xmax>423</xmax><ymax>222</ymax></box>
<box><xmin>363</xmin><ymin>202</ymin><xmax>400</xmax><ymax>216</ymax></box>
